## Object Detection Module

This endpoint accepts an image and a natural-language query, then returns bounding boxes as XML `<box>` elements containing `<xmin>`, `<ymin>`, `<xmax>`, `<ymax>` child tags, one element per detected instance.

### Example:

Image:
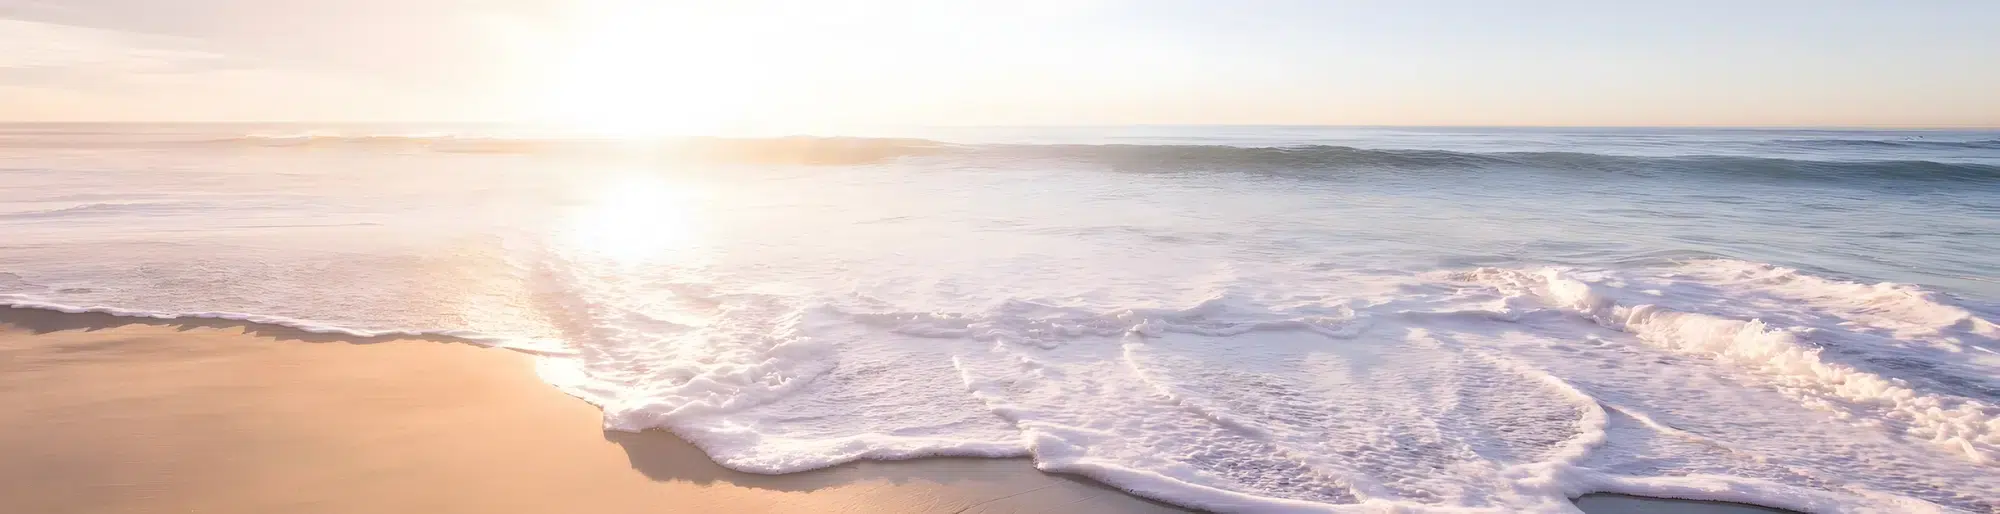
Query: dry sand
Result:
<box><xmin>0</xmin><ymin>306</ymin><xmax>1794</xmax><ymax>514</ymax></box>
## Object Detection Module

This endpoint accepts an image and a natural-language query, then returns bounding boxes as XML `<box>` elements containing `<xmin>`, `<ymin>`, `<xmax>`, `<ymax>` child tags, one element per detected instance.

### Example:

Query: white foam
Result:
<box><xmin>519</xmin><ymin>255</ymin><xmax>2000</xmax><ymax>512</ymax></box>
<box><xmin>1458</xmin><ymin>266</ymin><xmax>1997</xmax><ymax>464</ymax></box>
<box><xmin>1674</xmin><ymin>259</ymin><xmax>2000</xmax><ymax>355</ymax></box>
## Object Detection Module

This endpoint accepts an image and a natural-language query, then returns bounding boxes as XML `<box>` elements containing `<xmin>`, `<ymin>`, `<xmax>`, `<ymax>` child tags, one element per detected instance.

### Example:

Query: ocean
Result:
<box><xmin>2</xmin><ymin>124</ymin><xmax>1996</xmax><ymax>513</ymax></box>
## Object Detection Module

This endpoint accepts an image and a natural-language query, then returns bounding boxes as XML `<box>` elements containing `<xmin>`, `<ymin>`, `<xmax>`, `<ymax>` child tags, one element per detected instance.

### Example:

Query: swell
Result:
<box><xmin>0</xmin><ymin>201</ymin><xmax>201</xmax><ymax>220</ymax></box>
<box><xmin>998</xmin><ymin>144</ymin><xmax>2000</xmax><ymax>181</ymax></box>
<box><xmin>200</xmin><ymin>134</ymin><xmax>955</xmax><ymax>165</ymax></box>
<box><xmin>1774</xmin><ymin>138</ymin><xmax>2000</xmax><ymax>151</ymax></box>
<box><xmin>189</xmin><ymin>134</ymin><xmax>2000</xmax><ymax>181</ymax></box>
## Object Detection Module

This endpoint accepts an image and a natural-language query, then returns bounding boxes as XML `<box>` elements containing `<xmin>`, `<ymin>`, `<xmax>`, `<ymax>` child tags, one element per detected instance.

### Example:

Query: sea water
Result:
<box><xmin>2</xmin><ymin>124</ymin><xmax>1996</xmax><ymax>513</ymax></box>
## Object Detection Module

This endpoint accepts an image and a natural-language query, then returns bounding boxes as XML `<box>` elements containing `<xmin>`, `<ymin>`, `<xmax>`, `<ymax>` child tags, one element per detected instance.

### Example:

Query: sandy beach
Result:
<box><xmin>0</xmin><ymin>307</ymin><xmax>1795</xmax><ymax>514</ymax></box>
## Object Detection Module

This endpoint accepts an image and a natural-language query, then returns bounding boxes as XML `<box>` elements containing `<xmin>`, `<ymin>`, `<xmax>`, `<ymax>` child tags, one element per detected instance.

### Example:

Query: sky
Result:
<box><xmin>1</xmin><ymin>0</ymin><xmax>1997</xmax><ymax>129</ymax></box>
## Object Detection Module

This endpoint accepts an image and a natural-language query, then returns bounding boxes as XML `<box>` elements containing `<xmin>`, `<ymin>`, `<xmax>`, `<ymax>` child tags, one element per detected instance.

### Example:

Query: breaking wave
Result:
<box><xmin>522</xmin><ymin>252</ymin><xmax>1999</xmax><ymax>512</ymax></box>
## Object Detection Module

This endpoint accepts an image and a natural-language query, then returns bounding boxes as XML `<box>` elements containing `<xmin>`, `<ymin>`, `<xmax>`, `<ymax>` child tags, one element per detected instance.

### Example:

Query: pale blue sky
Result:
<box><xmin>2</xmin><ymin>0</ymin><xmax>1996</xmax><ymax>127</ymax></box>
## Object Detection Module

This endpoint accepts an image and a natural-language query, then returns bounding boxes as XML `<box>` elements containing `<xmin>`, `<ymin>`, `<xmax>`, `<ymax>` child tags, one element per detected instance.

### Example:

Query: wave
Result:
<box><xmin>1456</xmin><ymin>265</ymin><xmax>1999</xmax><ymax>464</ymax></box>
<box><xmin>204</xmin><ymin>134</ymin><xmax>955</xmax><ymax>164</ymax></box>
<box><xmin>1775</xmin><ymin>138</ymin><xmax>2000</xmax><ymax>151</ymax></box>
<box><xmin>531</xmin><ymin>252</ymin><xmax>1997</xmax><ymax>511</ymax></box>
<box><xmin>0</xmin><ymin>201</ymin><xmax>199</xmax><ymax>220</ymax></box>
<box><xmin>993</xmin><ymin>144</ymin><xmax>2000</xmax><ymax>181</ymax></box>
<box><xmin>193</xmin><ymin>134</ymin><xmax>2000</xmax><ymax>181</ymax></box>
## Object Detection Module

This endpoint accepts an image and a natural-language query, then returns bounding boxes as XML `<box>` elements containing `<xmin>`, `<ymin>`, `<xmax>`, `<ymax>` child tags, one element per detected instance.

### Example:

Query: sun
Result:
<box><xmin>530</xmin><ymin>1</ymin><xmax>998</xmax><ymax>135</ymax></box>
<box><xmin>543</xmin><ymin>3</ymin><xmax>770</xmax><ymax>136</ymax></box>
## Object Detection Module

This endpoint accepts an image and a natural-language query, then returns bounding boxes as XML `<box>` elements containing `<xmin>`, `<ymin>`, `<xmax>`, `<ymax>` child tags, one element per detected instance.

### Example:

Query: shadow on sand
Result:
<box><xmin>599</xmin><ymin>428</ymin><xmax>1193</xmax><ymax>511</ymax></box>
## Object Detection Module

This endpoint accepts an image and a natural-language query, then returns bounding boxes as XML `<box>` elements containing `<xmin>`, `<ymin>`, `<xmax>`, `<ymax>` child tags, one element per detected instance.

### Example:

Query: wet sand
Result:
<box><xmin>0</xmin><ymin>306</ymin><xmax>1795</xmax><ymax>513</ymax></box>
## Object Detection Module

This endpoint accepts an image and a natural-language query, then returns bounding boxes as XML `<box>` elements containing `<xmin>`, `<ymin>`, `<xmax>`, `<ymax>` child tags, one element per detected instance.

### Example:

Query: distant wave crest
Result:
<box><xmin>987</xmin><ymin>143</ymin><xmax>2000</xmax><ymax>183</ymax></box>
<box><xmin>0</xmin><ymin>201</ymin><xmax>195</xmax><ymax>220</ymax></box>
<box><xmin>1774</xmin><ymin>138</ymin><xmax>2000</xmax><ymax>150</ymax></box>
<box><xmin>196</xmin><ymin>134</ymin><xmax>2000</xmax><ymax>181</ymax></box>
<box><xmin>206</xmin><ymin>133</ymin><xmax>956</xmax><ymax>164</ymax></box>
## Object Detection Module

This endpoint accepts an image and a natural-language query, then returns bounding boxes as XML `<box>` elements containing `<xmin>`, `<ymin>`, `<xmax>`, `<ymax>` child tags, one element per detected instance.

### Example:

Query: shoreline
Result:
<box><xmin>0</xmin><ymin>305</ymin><xmax>1797</xmax><ymax>513</ymax></box>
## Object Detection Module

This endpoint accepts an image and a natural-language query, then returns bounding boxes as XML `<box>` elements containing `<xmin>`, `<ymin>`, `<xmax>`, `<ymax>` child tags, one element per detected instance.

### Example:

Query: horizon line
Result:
<box><xmin>2</xmin><ymin>121</ymin><xmax>1997</xmax><ymax>131</ymax></box>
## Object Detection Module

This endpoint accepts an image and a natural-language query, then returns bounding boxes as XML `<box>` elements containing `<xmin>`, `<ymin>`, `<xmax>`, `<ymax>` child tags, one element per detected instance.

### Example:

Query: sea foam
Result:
<box><xmin>519</xmin><ymin>256</ymin><xmax>2000</xmax><ymax>512</ymax></box>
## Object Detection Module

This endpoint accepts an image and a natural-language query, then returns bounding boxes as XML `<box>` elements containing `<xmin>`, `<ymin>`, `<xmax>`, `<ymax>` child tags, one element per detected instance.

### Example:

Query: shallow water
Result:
<box><xmin>2</xmin><ymin>124</ymin><xmax>1996</xmax><ymax>512</ymax></box>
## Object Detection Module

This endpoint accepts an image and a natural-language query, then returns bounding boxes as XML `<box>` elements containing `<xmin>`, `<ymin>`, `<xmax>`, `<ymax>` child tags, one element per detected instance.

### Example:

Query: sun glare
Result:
<box><xmin>535</xmin><ymin>0</ymin><xmax>1035</xmax><ymax>136</ymax></box>
<box><xmin>566</xmin><ymin>175</ymin><xmax>703</xmax><ymax>263</ymax></box>
<box><xmin>546</xmin><ymin>4</ymin><xmax>772</xmax><ymax>136</ymax></box>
